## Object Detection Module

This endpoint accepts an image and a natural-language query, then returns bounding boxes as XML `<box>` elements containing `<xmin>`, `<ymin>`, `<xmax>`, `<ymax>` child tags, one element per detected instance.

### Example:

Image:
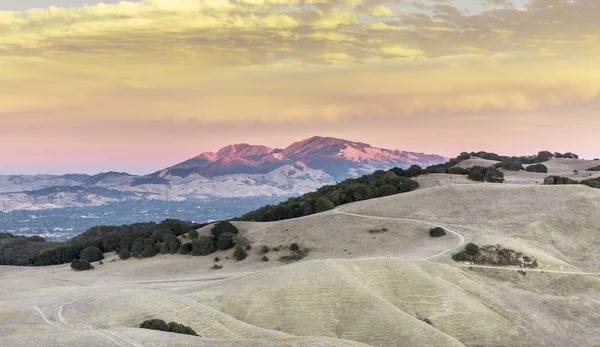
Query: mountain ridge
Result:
<box><xmin>0</xmin><ymin>136</ymin><xmax>446</xmax><ymax>212</ymax></box>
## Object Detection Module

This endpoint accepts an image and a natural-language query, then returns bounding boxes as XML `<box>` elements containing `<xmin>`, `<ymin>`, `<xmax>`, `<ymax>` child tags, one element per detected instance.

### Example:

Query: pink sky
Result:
<box><xmin>1</xmin><ymin>0</ymin><xmax>599</xmax><ymax>174</ymax></box>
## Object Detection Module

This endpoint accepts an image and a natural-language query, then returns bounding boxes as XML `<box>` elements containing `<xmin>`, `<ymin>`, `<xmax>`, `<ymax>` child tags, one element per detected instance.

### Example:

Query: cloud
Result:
<box><xmin>0</xmin><ymin>0</ymin><xmax>599</xmax><ymax>125</ymax></box>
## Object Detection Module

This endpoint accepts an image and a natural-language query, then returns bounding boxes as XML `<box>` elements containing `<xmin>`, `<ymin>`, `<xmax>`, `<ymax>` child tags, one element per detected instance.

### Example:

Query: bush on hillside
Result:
<box><xmin>178</xmin><ymin>243</ymin><xmax>192</xmax><ymax>255</ymax></box>
<box><xmin>554</xmin><ymin>152</ymin><xmax>579</xmax><ymax>159</ymax></box>
<box><xmin>467</xmin><ymin>166</ymin><xmax>486</xmax><ymax>182</ymax></box>
<box><xmin>168</xmin><ymin>240</ymin><xmax>181</xmax><ymax>254</ymax></box>
<box><xmin>142</xmin><ymin>245</ymin><xmax>157</xmax><ymax>258</ymax></box>
<box><xmin>191</xmin><ymin>236</ymin><xmax>216</xmax><ymax>256</ymax></box>
<box><xmin>167</xmin><ymin>321</ymin><xmax>199</xmax><ymax>336</ymax></box>
<box><xmin>484</xmin><ymin>167</ymin><xmax>505</xmax><ymax>183</ymax></box>
<box><xmin>405</xmin><ymin>165</ymin><xmax>423</xmax><ymax>177</ymax></box>
<box><xmin>526</xmin><ymin>164</ymin><xmax>548</xmax><ymax>173</ymax></box>
<box><xmin>236</xmin><ymin>168</ymin><xmax>419</xmax><ymax>222</ymax></box>
<box><xmin>159</xmin><ymin>242</ymin><xmax>169</xmax><ymax>254</ymax></box>
<box><xmin>260</xmin><ymin>245</ymin><xmax>270</xmax><ymax>254</ymax></box>
<box><xmin>290</xmin><ymin>243</ymin><xmax>300</xmax><ymax>251</ymax></box>
<box><xmin>465</xmin><ymin>243</ymin><xmax>480</xmax><ymax>256</ymax></box>
<box><xmin>543</xmin><ymin>176</ymin><xmax>578</xmax><ymax>185</ymax></box>
<box><xmin>587</xmin><ymin>165</ymin><xmax>600</xmax><ymax>171</ymax></box>
<box><xmin>188</xmin><ymin>229</ymin><xmax>199</xmax><ymax>239</ymax></box>
<box><xmin>79</xmin><ymin>246</ymin><xmax>104</xmax><ymax>262</ymax></box>
<box><xmin>262</xmin><ymin>255</ymin><xmax>269</xmax><ymax>262</ymax></box>
<box><xmin>429</xmin><ymin>227</ymin><xmax>446</xmax><ymax>237</ymax></box>
<box><xmin>140</xmin><ymin>319</ymin><xmax>199</xmax><ymax>336</ymax></box>
<box><xmin>70</xmin><ymin>259</ymin><xmax>92</xmax><ymax>271</ymax></box>
<box><xmin>216</xmin><ymin>232</ymin><xmax>236</xmax><ymax>250</ymax></box>
<box><xmin>314</xmin><ymin>197</ymin><xmax>335</xmax><ymax>212</ymax></box>
<box><xmin>581</xmin><ymin>178</ymin><xmax>600</xmax><ymax>189</ymax></box>
<box><xmin>118</xmin><ymin>248</ymin><xmax>131</xmax><ymax>260</ymax></box>
<box><xmin>211</xmin><ymin>221</ymin><xmax>239</xmax><ymax>238</ymax></box>
<box><xmin>233</xmin><ymin>246</ymin><xmax>247</xmax><ymax>261</ymax></box>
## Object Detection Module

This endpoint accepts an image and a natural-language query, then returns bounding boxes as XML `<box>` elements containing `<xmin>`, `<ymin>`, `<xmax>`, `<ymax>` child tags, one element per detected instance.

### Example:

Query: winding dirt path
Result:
<box><xmin>333</xmin><ymin>209</ymin><xmax>600</xmax><ymax>276</ymax></box>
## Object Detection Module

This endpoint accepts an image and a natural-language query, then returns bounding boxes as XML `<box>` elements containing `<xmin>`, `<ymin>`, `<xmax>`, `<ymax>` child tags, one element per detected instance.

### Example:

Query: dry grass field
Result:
<box><xmin>2</xmin><ymin>158</ymin><xmax>600</xmax><ymax>347</ymax></box>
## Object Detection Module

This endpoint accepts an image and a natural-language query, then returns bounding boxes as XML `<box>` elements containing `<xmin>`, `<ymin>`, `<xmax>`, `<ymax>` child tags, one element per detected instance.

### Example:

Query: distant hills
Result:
<box><xmin>0</xmin><ymin>136</ymin><xmax>446</xmax><ymax>212</ymax></box>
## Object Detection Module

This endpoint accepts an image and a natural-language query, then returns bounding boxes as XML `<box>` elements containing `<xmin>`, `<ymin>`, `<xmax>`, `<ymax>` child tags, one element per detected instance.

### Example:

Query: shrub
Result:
<box><xmin>465</xmin><ymin>243</ymin><xmax>480</xmax><ymax>256</ymax></box>
<box><xmin>543</xmin><ymin>176</ymin><xmax>578</xmax><ymax>185</ymax></box>
<box><xmin>429</xmin><ymin>227</ymin><xmax>446</xmax><ymax>237</ymax></box>
<box><xmin>452</xmin><ymin>251</ymin><xmax>470</xmax><ymax>262</ymax></box>
<box><xmin>118</xmin><ymin>249</ymin><xmax>131</xmax><ymax>260</ymax></box>
<box><xmin>582</xmin><ymin>178</ymin><xmax>600</xmax><ymax>189</ymax></box>
<box><xmin>496</xmin><ymin>161</ymin><xmax>523</xmax><ymax>171</ymax></box>
<box><xmin>262</xmin><ymin>255</ymin><xmax>269</xmax><ymax>262</ymax></box>
<box><xmin>467</xmin><ymin>166</ymin><xmax>486</xmax><ymax>182</ymax></box>
<box><xmin>368</xmin><ymin>228</ymin><xmax>388</xmax><ymax>234</ymax></box>
<box><xmin>168</xmin><ymin>240</ymin><xmax>181</xmax><ymax>254</ymax></box>
<box><xmin>233</xmin><ymin>246</ymin><xmax>247</xmax><ymax>261</ymax></box>
<box><xmin>278</xmin><ymin>247</ymin><xmax>310</xmax><ymax>263</ymax></box>
<box><xmin>141</xmin><ymin>319</ymin><xmax>169</xmax><ymax>332</ymax></box>
<box><xmin>290</xmin><ymin>243</ymin><xmax>300</xmax><ymax>251</ymax></box>
<box><xmin>484</xmin><ymin>167</ymin><xmax>504</xmax><ymax>183</ymax></box>
<box><xmin>70</xmin><ymin>259</ymin><xmax>92</xmax><ymax>271</ymax></box>
<box><xmin>191</xmin><ymin>236</ymin><xmax>216</xmax><ymax>256</ymax></box>
<box><xmin>212</xmin><ymin>264</ymin><xmax>223</xmax><ymax>270</ymax></box>
<box><xmin>79</xmin><ymin>246</ymin><xmax>104</xmax><ymax>262</ymax></box>
<box><xmin>160</xmin><ymin>242</ymin><xmax>170</xmax><ymax>254</ymax></box>
<box><xmin>216</xmin><ymin>232</ymin><xmax>236</xmax><ymax>250</ymax></box>
<box><xmin>245</xmin><ymin>244</ymin><xmax>251</xmax><ymax>251</ymax></box>
<box><xmin>141</xmin><ymin>245</ymin><xmax>157</xmax><ymax>258</ymax></box>
<box><xmin>178</xmin><ymin>243</ymin><xmax>192</xmax><ymax>255</ymax></box>
<box><xmin>314</xmin><ymin>197</ymin><xmax>335</xmax><ymax>213</ymax></box>
<box><xmin>526</xmin><ymin>163</ymin><xmax>548</xmax><ymax>173</ymax></box>
<box><xmin>167</xmin><ymin>321</ymin><xmax>199</xmax><ymax>336</ymax></box>
<box><xmin>188</xmin><ymin>229</ymin><xmax>199</xmax><ymax>239</ymax></box>
<box><xmin>214</xmin><ymin>256</ymin><xmax>220</xmax><ymax>262</ymax></box>
<box><xmin>587</xmin><ymin>165</ymin><xmax>600</xmax><ymax>171</ymax></box>
<box><xmin>261</xmin><ymin>245</ymin><xmax>270</xmax><ymax>254</ymax></box>
<box><xmin>140</xmin><ymin>319</ymin><xmax>199</xmax><ymax>336</ymax></box>
<box><xmin>211</xmin><ymin>221</ymin><xmax>238</xmax><ymax>238</ymax></box>
<box><xmin>405</xmin><ymin>165</ymin><xmax>422</xmax><ymax>177</ymax></box>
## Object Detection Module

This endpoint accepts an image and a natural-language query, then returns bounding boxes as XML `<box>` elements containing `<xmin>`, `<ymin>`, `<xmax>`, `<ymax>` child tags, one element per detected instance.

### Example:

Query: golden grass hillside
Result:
<box><xmin>1</xmin><ymin>180</ymin><xmax>600</xmax><ymax>347</ymax></box>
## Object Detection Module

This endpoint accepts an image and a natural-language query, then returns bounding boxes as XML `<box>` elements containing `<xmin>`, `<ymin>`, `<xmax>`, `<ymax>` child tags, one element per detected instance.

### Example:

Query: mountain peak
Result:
<box><xmin>165</xmin><ymin>136</ymin><xmax>445</xmax><ymax>179</ymax></box>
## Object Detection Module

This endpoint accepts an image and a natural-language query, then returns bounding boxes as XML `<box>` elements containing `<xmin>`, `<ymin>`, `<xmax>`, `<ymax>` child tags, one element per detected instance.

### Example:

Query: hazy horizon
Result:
<box><xmin>1</xmin><ymin>0</ymin><xmax>599</xmax><ymax>174</ymax></box>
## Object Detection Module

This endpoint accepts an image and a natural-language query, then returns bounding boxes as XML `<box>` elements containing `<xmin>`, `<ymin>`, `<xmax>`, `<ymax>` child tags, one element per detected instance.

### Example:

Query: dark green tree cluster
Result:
<box><xmin>581</xmin><ymin>178</ymin><xmax>600</xmax><ymax>189</ymax></box>
<box><xmin>495</xmin><ymin>161</ymin><xmax>524</xmax><ymax>171</ymax></box>
<box><xmin>452</xmin><ymin>243</ymin><xmax>480</xmax><ymax>262</ymax></box>
<box><xmin>586</xmin><ymin>165</ymin><xmax>600</xmax><ymax>171</ymax></box>
<box><xmin>553</xmin><ymin>152</ymin><xmax>579</xmax><ymax>159</ymax></box>
<box><xmin>467</xmin><ymin>166</ymin><xmax>505</xmax><ymax>183</ymax></box>
<box><xmin>0</xmin><ymin>233</ymin><xmax>61</xmax><ymax>266</ymax></box>
<box><xmin>80</xmin><ymin>246</ymin><xmax>104</xmax><ymax>262</ymax></box>
<box><xmin>233</xmin><ymin>245</ymin><xmax>247</xmax><ymax>261</ymax></box>
<box><xmin>29</xmin><ymin>219</ymin><xmax>204</xmax><ymax>266</ymax></box>
<box><xmin>237</xmin><ymin>169</ymin><xmax>419</xmax><ymax>222</ymax></box>
<box><xmin>139</xmin><ymin>319</ymin><xmax>199</xmax><ymax>336</ymax></box>
<box><xmin>543</xmin><ymin>176</ymin><xmax>579</xmax><ymax>185</ymax></box>
<box><xmin>525</xmin><ymin>164</ymin><xmax>548</xmax><ymax>173</ymax></box>
<box><xmin>70</xmin><ymin>259</ymin><xmax>92</xmax><ymax>271</ymax></box>
<box><xmin>429</xmin><ymin>227</ymin><xmax>446</xmax><ymax>237</ymax></box>
<box><xmin>543</xmin><ymin>176</ymin><xmax>600</xmax><ymax>190</ymax></box>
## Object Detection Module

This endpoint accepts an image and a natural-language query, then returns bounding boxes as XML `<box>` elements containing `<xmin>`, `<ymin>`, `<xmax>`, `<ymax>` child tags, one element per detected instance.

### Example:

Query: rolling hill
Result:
<box><xmin>1</xmin><ymin>158</ymin><xmax>599</xmax><ymax>346</ymax></box>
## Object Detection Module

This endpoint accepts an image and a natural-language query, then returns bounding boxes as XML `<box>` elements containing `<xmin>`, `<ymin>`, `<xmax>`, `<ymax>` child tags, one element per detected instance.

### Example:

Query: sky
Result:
<box><xmin>0</xmin><ymin>0</ymin><xmax>599</xmax><ymax>174</ymax></box>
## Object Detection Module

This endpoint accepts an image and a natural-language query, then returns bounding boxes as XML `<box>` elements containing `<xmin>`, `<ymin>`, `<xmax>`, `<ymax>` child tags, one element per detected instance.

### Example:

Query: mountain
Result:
<box><xmin>0</xmin><ymin>136</ymin><xmax>445</xmax><ymax>212</ymax></box>
<box><xmin>155</xmin><ymin>136</ymin><xmax>445</xmax><ymax>180</ymax></box>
